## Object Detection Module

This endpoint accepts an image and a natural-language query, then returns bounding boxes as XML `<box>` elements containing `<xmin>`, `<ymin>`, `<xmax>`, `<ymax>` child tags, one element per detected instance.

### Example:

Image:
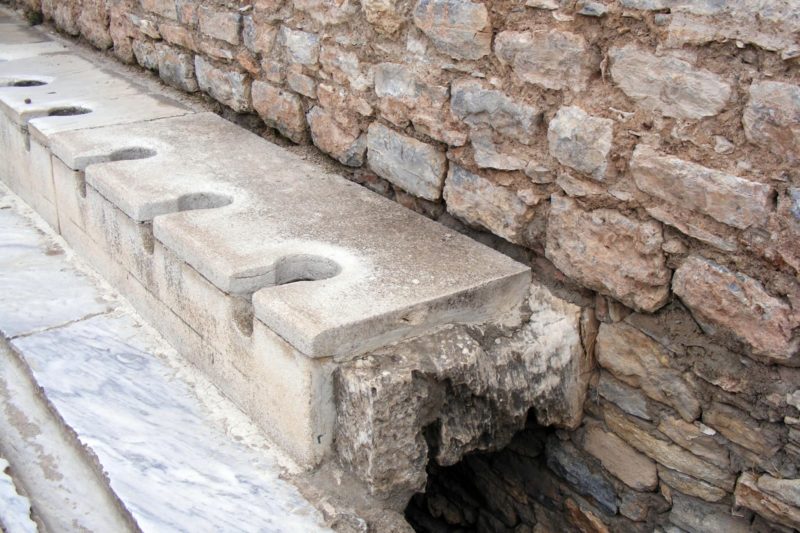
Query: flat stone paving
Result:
<box><xmin>0</xmin><ymin>184</ymin><xmax>331</xmax><ymax>533</ymax></box>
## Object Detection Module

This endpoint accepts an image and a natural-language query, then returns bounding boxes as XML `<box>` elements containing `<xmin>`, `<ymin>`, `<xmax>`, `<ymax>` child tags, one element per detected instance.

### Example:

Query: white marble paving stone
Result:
<box><xmin>0</xmin><ymin>457</ymin><xmax>39</xmax><ymax>533</ymax></box>
<box><xmin>12</xmin><ymin>312</ymin><xmax>330</xmax><ymax>533</ymax></box>
<box><xmin>0</xmin><ymin>194</ymin><xmax>112</xmax><ymax>337</ymax></box>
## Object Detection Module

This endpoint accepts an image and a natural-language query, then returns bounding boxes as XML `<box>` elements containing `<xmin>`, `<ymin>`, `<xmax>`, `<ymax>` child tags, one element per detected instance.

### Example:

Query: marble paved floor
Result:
<box><xmin>0</xmin><ymin>184</ymin><xmax>331</xmax><ymax>532</ymax></box>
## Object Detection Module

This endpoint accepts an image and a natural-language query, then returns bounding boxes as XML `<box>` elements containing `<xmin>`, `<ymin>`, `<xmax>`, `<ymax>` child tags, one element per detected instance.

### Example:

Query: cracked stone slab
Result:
<box><xmin>47</xmin><ymin>112</ymin><xmax>531</xmax><ymax>358</ymax></box>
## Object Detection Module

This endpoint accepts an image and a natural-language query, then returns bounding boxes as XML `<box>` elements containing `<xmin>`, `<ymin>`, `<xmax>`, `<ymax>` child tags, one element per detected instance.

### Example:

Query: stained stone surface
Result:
<box><xmin>0</xmin><ymin>457</ymin><xmax>38</xmax><ymax>533</ymax></box>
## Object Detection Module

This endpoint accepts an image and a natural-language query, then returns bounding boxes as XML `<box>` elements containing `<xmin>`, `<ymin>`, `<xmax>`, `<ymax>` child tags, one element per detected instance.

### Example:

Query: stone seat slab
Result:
<box><xmin>47</xmin><ymin>112</ymin><xmax>531</xmax><ymax>358</ymax></box>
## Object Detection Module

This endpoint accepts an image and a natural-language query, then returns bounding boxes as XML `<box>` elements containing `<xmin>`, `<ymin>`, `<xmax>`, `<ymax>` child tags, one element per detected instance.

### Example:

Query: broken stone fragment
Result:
<box><xmin>595</xmin><ymin>322</ymin><xmax>700</xmax><ymax>421</ymax></box>
<box><xmin>495</xmin><ymin>29</ymin><xmax>593</xmax><ymax>92</ymax></box>
<box><xmin>657</xmin><ymin>465</ymin><xmax>728</xmax><ymax>503</ymax></box>
<box><xmin>194</xmin><ymin>56</ymin><xmax>251</xmax><ymax>112</ymax></box>
<box><xmin>630</xmin><ymin>145</ymin><xmax>773</xmax><ymax>230</ymax></box>
<box><xmin>580</xmin><ymin>423</ymin><xmax>658</xmax><ymax>491</ymax></box>
<box><xmin>702</xmin><ymin>401</ymin><xmax>783</xmax><ymax>456</ymax></box>
<box><xmin>609</xmin><ymin>44</ymin><xmax>731</xmax><ymax>119</ymax></box>
<box><xmin>412</xmin><ymin>0</ymin><xmax>492</xmax><ymax>61</ymax></box>
<box><xmin>743</xmin><ymin>80</ymin><xmax>800</xmax><ymax>162</ymax></box>
<box><xmin>657</xmin><ymin>415</ymin><xmax>729</xmax><ymax>469</ymax></box>
<box><xmin>735</xmin><ymin>472</ymin><xmax>800</xmax><ymax>530</ymax></box>
<box><xmin>307</xmin><ymin>107</ymin><xmax>367</xmax><ymax>167</ymax></box>
<box><xmin>672</xmin><ymin>255</ymin><xmax>800</xmax><ymax>361</ymax></box>
<box><xmin>545</xmin><ymin>194</ymin><xmax>670</xmax><ymax>313</ymax></box>
<box><xmin>443</xmin><ymin>165</ymin><xmax>539</xmax><ymax>244</ymax></box>
<box><xmin>597</xmin><ymin>371</ymin><xmax>652</xmax><ymax>421</ymax></box>
<box><xmin>251</xmin><ymin>80</ymin><xmax>308</xmax><ymax>143</ymax></box>
<box><xmin>293</xmin><ymin>0</ymin><xmax>359</xmax><ymax>25</ymax></box>
<box><xmin>366</xmin><ymin>123</ymin><xmax>446</xmax><ymax>201</ymax></box>
<box><xmin>547</xmin><ymin>106</ymin><xmax>613</xmax><ymax>181</ymax></box>
<box><xmin>198</xmin><ymin>5</ymin><xmax>241</xmax><ymax>45</ymax></box>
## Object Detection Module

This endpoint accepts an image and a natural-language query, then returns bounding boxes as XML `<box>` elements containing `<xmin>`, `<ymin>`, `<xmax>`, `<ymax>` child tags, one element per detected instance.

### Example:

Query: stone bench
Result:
<box><xmin>0</xmin><ymin>24</ymin><xmax>531</xmax><ymax>480</ymax></box>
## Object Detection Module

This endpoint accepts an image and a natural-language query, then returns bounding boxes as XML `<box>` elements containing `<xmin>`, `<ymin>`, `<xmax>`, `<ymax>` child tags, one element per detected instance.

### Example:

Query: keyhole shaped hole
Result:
<box><xmin>47</xmin><ymin>106</ymin><xmax>91</xmax><ymax>116</ymax></box>
<box><xmin>274</xmin><ymin>255</ymin><xmax>341</xmax><ymax>285</ymax></box>
<box><xmin>4</xmin><ymin>79</ymin><xmax>47</xmax><ymax>87</ymax></box>
<box><xmin>108</xmin><ymin>147</ymin><xmax>157</xmax><ymax>161</ymax></box>
<box><xmin>175</xmin><ymin>192</ymin><xmax>233</xmax><ymax>211</ymax></box>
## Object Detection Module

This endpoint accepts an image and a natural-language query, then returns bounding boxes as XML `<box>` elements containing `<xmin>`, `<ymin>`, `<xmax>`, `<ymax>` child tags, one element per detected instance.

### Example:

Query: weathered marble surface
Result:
<box><xmin>0</xmin><ymin>457</ymin><xmax>38</xmax><ymax>533</ymax></box>
<box><xmin>0</xmin><ymin>186</ymin><xmax>331</xmax><ymax>532</ymax></box>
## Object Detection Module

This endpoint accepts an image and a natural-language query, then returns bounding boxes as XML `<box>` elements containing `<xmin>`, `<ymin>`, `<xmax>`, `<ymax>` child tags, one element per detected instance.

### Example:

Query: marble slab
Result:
<box><xmin>0</xmin><ymin>457</ymin><xmax>39</xmax><ymax>533</ymax></box>
<box><xmin>0</xmin><ymin>184</ymin><xmax>331</xmax><ymax>532</ymax></box>
<box><xmin>46</xmin><ymin>112</ymin><xmax>531</xmax><ymax>358</ymax></box>
<box><xmin>0</xmin><ymin>192</ymin><xmax>112</xmax><ymax>337</ymax></box>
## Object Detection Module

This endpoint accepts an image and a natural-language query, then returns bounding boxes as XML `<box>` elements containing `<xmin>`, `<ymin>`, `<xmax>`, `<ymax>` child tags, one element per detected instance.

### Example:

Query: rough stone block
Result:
<box><xmin>252</xmin><ymin>81</ymin><xmax>308</xmax><ymax>143</ymax></box>
<box><xmin>198</xmin><ymin>5</ymin><xmax>241</xmax><ymax>45</ymax></box>
<box><xmin>443</xmin><ymin>164</ymin><xmax>540</xmax><ymax>244</ymax></box>
<box><xmin>156</xmin><ymin>43</ymin><xmax>198</xmax><ymax>92</ymax></box>
<box><xmin>596</xmin><ymin>322</ymin><xmax>700</xmax><ymax>422</ymax></box>
<box><xmin>545</xmin><ymin>194</ymin><xmax>670</xmax><ymax>313</ymax></box>
<box><xmin>366</xmin><ymin>122</ymin><xmax>446</xmax><ymax>200</ymax></box>
<box><xmin>657</xmin><ymin>466</ymin><xmax>727</xmax><ymax>503</ymax></box>
<box><xmin>495</xmin><ymin>30</ymin><xmax>593</xmax><ymax>91</ymax></box>
<box><xmin>735</xmin><ymin>472</ymin><xmax>800</xmax><ymax>531</ymax></box>
<box><xmin>743</xmin><ymin>81</ymin><xmax>800</xmax><ymax>162</ymax></box>
<box><xmin>631</xmin><ymin>145</ymin><xmax>773</xmax><ymax>230</ymax></box>
<box><xmin>547</xmin><ymin>106</ymin><xmax>613</xmax><ymax>181</ymax></box>
<box><xmin>133</xmin><ymin>38</ymin><xmax>159</xmax><ymax>70</ymax></box>
<box><xmin>672</xmin><ymin>255</ymin><xmax>800</xmax><ymax>361</ymax></box>
<box><xmin>140</xmin><ymin>0</ymin><xmax>177</xmax><ymax>21</ymax></box>
<box><xmin>194</xmin><ymin>56</ymin><xmax>251</xmax><ymax>112</ymax></box>
<box><xmin>597</xmin><ymin>371</ymin><xmax>652</xmax><ymax>421</ymax></box>
<box><xmin>669</xmin><ymin>492</ymin><xmax>751</xmax><ymax>533</ymax></box>
<box><xmin>545</xmin><ymin>438</ymin><xmax>617</xmax><ymax>514</ymax></box>
<box><xmin>412</xmin><ymin>0</ymin><xmax>491</xmax><ymax>60</ymax></box>
<box><xmin>450</xmin><ymin>79</ymin><xmax>540</xmax><ymax>140</ymax></box>
<box><xmin>78</xmin><ymin>0</ymin><xmax>113</xmax><ymax>49</ymax></box>
<box><xmin>702</xmin><ymin>402</ymin><xmax>783</xmax><ymax>456</ymax></box>
<box><xmin>657</xmin><ymin>415</ymin><xmax>729</xmax><ymax>469</ymax></box>
<box><xmin>609</xmin><ymin>44</ymin><xmax>731</xmax><ymax>119</ymax></box>
<box><xmin>307</xmin><ymin>106</ymin><xmax>366</xmax><ymax>167</ymax></box>
<box><xmin>277</xmin><ymin>25</ymin><xmax>319</xmax><ymax>65</ymax></box>
<box><xmin>242</xmin><ymin>16</ymin><xmax>276</xmax><ymax>55</ymax></box>
<box><xmin>294</xmin><ymin>0</ymin><xmax>358</xmax><ymax>25</ymax></box>
<box><xmin>581</xmin><ymin>423</ymin><xmax>657</xmax><ymax>491</ymax></box>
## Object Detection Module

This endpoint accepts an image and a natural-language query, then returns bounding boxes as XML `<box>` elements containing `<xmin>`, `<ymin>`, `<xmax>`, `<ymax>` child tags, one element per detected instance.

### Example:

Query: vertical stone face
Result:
<box><xmin>366</xmin><ymin>123</ymin><xmax>447</xmax><ymax>200</ymax></box>
<box><xmin>630</xmin><ymin>145</ymin><xmax>774</xmax><ymax>230</ymax></box>
<box><xmin>547</xmin><ymin>106</ymin><xmax>613</xmax><ymax>181</ymax></box>
<box><xmin>672</xmin><ymin>256</ymin><xmax>800</xmax><ymax>361</ymax></box>
<box><xmin>443</xmin><ymin>165</ymin><xmax>539</xmax><ymax>244</ymax></box>
<box><xmin>412</xmin><ymin>0</ymin><xmax>492</xmax><ymax>60</ymax></box>
<box><xmin>293</xmin><ymin>0</ymin><xmax>359</xmax><ymax>25</ymax></box>
<box><xmin>276</xmin><ymin>26</ymin><xmax>320</xmax><ymax>66</ymax></box>
<box><xmin>495</xmin><ymin>30</ymin><xmax>593</xmax><ymax>91</ymax></box>
<box><xmin>609</xmin><ymin>44</ymin><xmax>731</xmax><ymax>119</ymax></box>
<box><xmin>580</xmin><ymin>424</ymin><xmax>658</xmax><ymax>491</ymax></box>
<box><xmin>140</xmin><ymin>0</ymin><xmax>178</xmax><ymax>20</ymax></box>
<box><xmin>743</xmin><ymin>81</ymin><xmax>800</xmax><ymax>162</ymax></box>
<box><xmin>78</xmin><ymin>0</ymin><xmax>113</xmax><ymax>49</ymax></box>
<box><xmin>251</xmin><ymin>81</ymin><xmax>307</xmax><ymax>143</ymax></box>
<box><xmin>194</xmin><ymin>56</ymin><xmax>251</xmax><ymax>112</ymax></box>
<box><xmin>198</xmin><ymin>6</ymin><xmax>241</xmax><ymax>45</ymax></box>
<box><xmin>545</xmin><ymin>195</ymin><xmax>670</xmax><ymax>312</ymax></box>
<box><xmin>307</xmin><ymin>106</ymin><xmax>366</xmax><ymax>167</ymax></box>
<box><xmin>450</xmin><ymin>79</ymin><xmax>540</xmax><ymax>139</ymax></box>
<box><xmin>595</xmin><ymin>322</ymin><xmax>700</xmax><ymax>421</ymax></box>
<box><xmin>156</xmin><ymin>43</ymin><xmax>198</xmax><ymax>92</ymax></box>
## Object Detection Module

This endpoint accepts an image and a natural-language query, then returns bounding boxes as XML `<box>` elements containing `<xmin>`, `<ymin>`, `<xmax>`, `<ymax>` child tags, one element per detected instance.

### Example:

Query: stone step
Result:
<box><xmin>0</xmin><ymin>186</ymin><xmax>331</xmax><ymax>532</ymax></box>
<box><xmin>0</xmin><ymin>9</ymin><xmax>537</xmax><ymax>510</ymax></box>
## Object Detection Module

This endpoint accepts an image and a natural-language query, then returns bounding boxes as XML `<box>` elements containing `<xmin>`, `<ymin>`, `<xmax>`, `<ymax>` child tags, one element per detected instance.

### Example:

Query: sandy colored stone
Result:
<box><xmin>363</xmin><ymin>0</ymin><xmax>411</xmax><ymax>35</ymax></box>
<box><xmin>581</xmin><ymin>424</ymin><xmax>657</xmax><ymax>490</ymax></box>
<box><xmin>252</xmin><ymin>81</ymin><xmax>307</xmax><ymax>143</ymax></box>
<box><xmin>702</xmin><ymin>402</ymin><xmax>783</xmax><ymax>456</ymax></box>
<box><xmin>743</xmin><ymin>81</ymin><xmax>800</xmax><ymax>163</ymax></box>
<box><xmin>610</xmin><ymin>44</ymin><xmax>731</xmax><ymax>119</ymax></box>
<box><xmin>367</xmin><ymin>123</ymin><xmax>446</xmax><ymax>200</ymax></box>
<box><xmin>194</xmin><ymin>56</ymin><xmax>250</xmax><ymax>113</ymax></box>
<box><xmin>545</xmin><ymin>194</ymin><xmax>670</xmax><ymax>313</ymax></box>
<box><xmin>495</xmin><ymin>30</ymin><xmax>593</xmax><ymax>92</ymax></box>
<box><xmin>597</xmin><ymin>371</ymin><xmax>651</xmax><ymax>421</ymax></box>
<box><xmin>735</xmin><ymin>472</ymin><xmax>800</xmax><ymax>530</ymax></box>
<box><xmin>657</xmin><ymin>416</ymin><xmax>729</xmax><ymax>469</ymax></box>
<box><xmin>631</xmin><ymin>145</ymin><xmax>773</xmax><ymax>230</ymax></box>
<box><xmin>307</xmin><ymin>106</ymin><xmax>366</xmax><ymax>167</ymax></box>
<box><xmin>198</xmin><ymin>6</ymin><xmax>240</xmax><ymax>45</ymax></box>
<box><xmin>277</xmin><ymin>25</ymin><xmax>319</xmax><ymax>65</ymax></box>
<box><xmin>603</xmin><ymin>407</ymin><xmax>734</xmax><ymax>490</ymax></box>
<box><xmin>657</xmin><ymin>466</ymin><xmax>727</xmax><ymax>503</ymax></box>
<box><xmin>294</xmin><ymin>0</ymin><xmax>359</xmax><ymax>25</ymax></box>
<box><xmin>412</xmin><ymin>0</ymin><xmax>491</xmax><ymax>60</ymax></box>
<box><xmin>443</xmin><ymin>165</ymin><xmax>539</xmax><ymax>244</ymax></box>
<box><xmin>596</xmin><ymin>322</ymin><xmax>700</xmax><ymax>421</ymax></box>
<box><xmin>673</xmin><ymin>256</ymin><xmax>800</xmax><ymax>361</ymax></box>
<box><xmin>548</xmin><ymin>106</ymin><xmax>613</xmax><ymax>181</ymax></box>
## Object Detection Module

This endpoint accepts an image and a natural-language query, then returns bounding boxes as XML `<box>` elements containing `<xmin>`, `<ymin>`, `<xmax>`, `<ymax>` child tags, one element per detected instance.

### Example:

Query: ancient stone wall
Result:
<box><xmin>10</xmin><ymin>0</ymin><xmax>800</xmax><ymax>530</ymax></box>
